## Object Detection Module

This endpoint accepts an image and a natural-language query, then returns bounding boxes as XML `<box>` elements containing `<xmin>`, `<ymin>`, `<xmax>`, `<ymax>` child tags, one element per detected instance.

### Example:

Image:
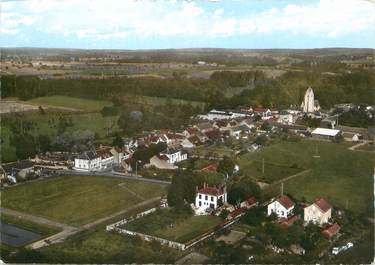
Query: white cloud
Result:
<box><xmin>0</xmin><ymin>0</ymin><xmax>373</xmax><ymax>40</ymax></box>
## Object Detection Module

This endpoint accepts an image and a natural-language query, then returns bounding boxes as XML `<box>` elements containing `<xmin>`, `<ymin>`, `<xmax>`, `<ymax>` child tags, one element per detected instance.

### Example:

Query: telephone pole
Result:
<box><xmin>262</xmin><ymin>158</ymin><xmax>265</xmax><ymax>174</ymax></box>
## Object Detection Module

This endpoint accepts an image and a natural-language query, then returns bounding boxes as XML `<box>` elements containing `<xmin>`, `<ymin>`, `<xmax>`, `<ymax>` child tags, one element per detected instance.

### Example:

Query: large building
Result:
<box><xmin>301</xmin><ymin>87</ymin><xmax>320</xmax><ymax>113</ymax></box>
<box><xmin>194</xmin><ymin>184</ymin><xmax>227</xmax><ymax>215</ymax></box>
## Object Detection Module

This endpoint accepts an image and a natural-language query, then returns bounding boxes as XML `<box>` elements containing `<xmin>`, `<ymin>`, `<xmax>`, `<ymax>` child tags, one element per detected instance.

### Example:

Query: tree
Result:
<box><xmin>101</xmin><ymin>106</ymin><xmax>118</xmax><ymax>117</ymax></box>
<box><xmin>112</xmin><ymin>133</ymin><xmax>124</xmax><ymax>148</ymax></box>
<box><xmin>37</xmin><ymin>134</ymin><xmax>51</xmax><ymax>153</ymax></box>
<box><xmin>217</xmin><ymin>156</ymin><xmax>235</xmax><ymax>177</ymax></box>
<box><xmin>227</xmin><ymin>177</ymin><xmax>261</xmax><ymax>205</ymax></box>
<box><xmin>12</xmin><ymin>134</ymin><xmax>37</xmax><ymax>159</ymax></box>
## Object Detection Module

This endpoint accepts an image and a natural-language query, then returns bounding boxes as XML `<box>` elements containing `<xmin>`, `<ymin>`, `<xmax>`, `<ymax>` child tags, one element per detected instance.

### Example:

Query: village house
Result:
<box><xmin>304</xmin><ymin>198</ymin><xmax>332</xmax><ymax>226</ymax></box>
<box><xmin>110</xmin><ymin>147</ymin><xmax>131</xmax><ymax>166</ymax></box>
<box><xmin>253</xmin><ymin>107</ymin><xmax>273</xmax><ymax>120</ymax></box>
<box><xmin>194</xmin><ymin>184</ymin><xmax>227</xmax><ymax>215</ymax></box>
<box><xmin>159</xmin><ymin>147</ymin><xmax>188</xmax><ymax>164</ymax></box>
<box><xmin>149</xmin><ymin>155</ymin><xmax>178</xmax><ymax>170</ymax></box>
<box><xmin>96</xmin><ymin>147</ymin><xmax>114</xmax><ymax>170</ymax></box>
<box><xmin>180</xmin><ymin>138</ymin><xmax>195</xmax><ymax>149</ymax></box>
<box><xmin>73</xmin><ymin>151</ymin><xmax>101</xmax><ymax>171</ymax></box>
<box><xmin>267</xmin><ymin>195</ymin><xmax>295</xmax><ymax>219</ymax></box>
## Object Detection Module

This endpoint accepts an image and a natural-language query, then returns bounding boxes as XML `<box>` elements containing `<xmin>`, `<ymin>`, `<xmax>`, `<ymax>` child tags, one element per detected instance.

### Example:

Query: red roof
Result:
<box><xmin>158</xmin><ymin>154</ymin><xmax>169</xmax><ymax>161</ymax></box>
<box><xmin>201</xmin><ymin>163</ymin><xmax>218</xmax><ymax>172</ymax></box>
<box><xmin>277</xmin><ymin>195</ymin><xmax>295</xmax><ymax>209</ymax></box>
<box><xmin>322</xmin><ymin>223</ymin><xmax>340</xmax><ymax>238</ymax></box>
<box><xmin>314</xmin><ymin>198</ymin><xmax>332</xmax><ymax>213</ymax></box>
<box><xmin>254</xmin><ymin>107</ymin><xmax>270</xmax><ymax>113</ymax></box>
<box><xmin>229</xmin><ymin>207</ymin><xmax>247</xmax><ymax>219</ymax></box>
<box><xmin>278</xmin><ymin>215</ymin><xmax>301</xmax><ymax>227</ymax></box>
<box><xmin>205</xmin><ymin>130</ymin><xmax>221</xmax><ymax>140</ymax></box>
<box><xmin>246</xmin><ymin>197</ymin><xmax>257</xmax><ymax>206</ymax></box>
<box><xmin>187</xmin><ymin>128</ymin><xmax>198</xmax><ymax>135</ymax></box>
<box><xmin>96</xmin><ymin>147</ymin><xmax>113</xmax><ymax>158</ymax></box>
<box><xmin>198</xmin><ymin>186</ymin><xmax>224</xmax><ymax>196</ymax></box>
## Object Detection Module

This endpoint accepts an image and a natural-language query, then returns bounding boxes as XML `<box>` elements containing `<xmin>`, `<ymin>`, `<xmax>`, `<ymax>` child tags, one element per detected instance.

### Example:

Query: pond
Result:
<box><xmin>0</xmin><ymin>223</ymin><xmax>42</xmax><ymax>247</ymax></box>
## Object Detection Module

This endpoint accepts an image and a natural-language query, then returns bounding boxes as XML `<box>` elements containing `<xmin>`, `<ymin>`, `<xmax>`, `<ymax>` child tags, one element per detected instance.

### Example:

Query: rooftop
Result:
<box><xmin>277</xmin><ymin>195</ymin><xmax>295</xmax><ymax>209</ymax></box>
<box><xmin>314</xmin><ymin>198</ymin><xmax>332</xmax><ymax>213</ymax></box>
<box><xmin>312</xmin><ymin>128</ymin><xmax>341</xmax><ymax>137</ymax></box>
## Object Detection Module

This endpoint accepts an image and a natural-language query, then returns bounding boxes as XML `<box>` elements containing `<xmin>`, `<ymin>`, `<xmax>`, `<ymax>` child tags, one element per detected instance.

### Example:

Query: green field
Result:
<box><xmin>238</xmin><ymin>159</ymin><xmax>304</xmax><ymax>183</ymax></box>
<box><xmin>27</xmin><ymin>96</ymin><xmax>113</xmax><ymax>111</ymax></box>
<box><xmin>123</xmin><ymin>208</ymin><xmax>223</xmax><ymax>243</ymax></box>
<box><xmin>2</xmin><ymin>176</ymin><xmax>166</xmax><ymax>226</ymax></box>
<box><xmin>2</xmin><ymin>201</ymin><xmax>180</xmax><ymax>264</ymax></box>
<box><xmin>192</xmin><ymin>145</ymin><xmax>234</xmax><ymax>158</ymax></box>
<box><xmin>240</xmin><ymin>140</ymin><xmax>373</xmax><ymax>215</ymax></box>
<box><xmin>1</xmin><ymin>110</ymin><xmax>119</xmax><ymax>162</ymax></box>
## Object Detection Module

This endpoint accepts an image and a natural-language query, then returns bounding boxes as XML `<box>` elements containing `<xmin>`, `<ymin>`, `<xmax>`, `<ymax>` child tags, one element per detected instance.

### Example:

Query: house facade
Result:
<box><xmin>74</xmin><ymin>151</ymin><xmax>101</xmax><ymax>171</ymax></box>
<box><xmin>194</xmin><ymin>184</ymin><xmax>227</xmax><ymax>215</ymax></box>
<box><xmin>304</xmin><ymin>198</ymin><xmax>332</xmax><ymax>225</ymax></box>
<box><xmin>267</xmin><ymin>195</ymin><xmax>295</xmax><ymax>219</ymax></box>
<box><xmin>159</xmin><ymin>147</ymin><xmax>188</xmax><ymax>164</ymax></box>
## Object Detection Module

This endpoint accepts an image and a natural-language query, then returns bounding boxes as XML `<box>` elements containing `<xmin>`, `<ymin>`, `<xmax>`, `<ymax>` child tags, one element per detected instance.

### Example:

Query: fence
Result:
<box><xmin>106</xmin><ymin>207</ymin><xmax>241</xmax><ymax>251</ymax></box>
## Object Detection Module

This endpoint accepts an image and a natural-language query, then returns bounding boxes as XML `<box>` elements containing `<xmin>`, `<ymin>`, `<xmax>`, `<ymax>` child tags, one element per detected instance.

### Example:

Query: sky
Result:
<box><xmin>1</xmin><ymin>0</ymin><xmax>374</xmax><ymax>49</ymax></box>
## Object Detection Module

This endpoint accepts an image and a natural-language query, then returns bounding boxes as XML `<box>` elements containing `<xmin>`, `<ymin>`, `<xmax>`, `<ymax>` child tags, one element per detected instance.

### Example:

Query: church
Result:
<box><xmin>301</xmin><ymin>87</ymin><xmax>320</xmax><ymax>113</ymax></box>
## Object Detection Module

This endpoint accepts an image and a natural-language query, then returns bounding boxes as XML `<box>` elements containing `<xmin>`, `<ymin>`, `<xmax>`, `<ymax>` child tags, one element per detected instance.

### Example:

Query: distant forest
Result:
<box><xmin>2</xmin><ymin>68</ymin><xmax>374</xmax><ymax>109</ymax></box>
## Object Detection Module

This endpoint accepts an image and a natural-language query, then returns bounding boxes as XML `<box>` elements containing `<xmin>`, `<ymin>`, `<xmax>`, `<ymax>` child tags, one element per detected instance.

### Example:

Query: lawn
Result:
<box><xmin>123</xmin><ymin>208</ymin><xmax>223</xmax><ymax>243</ymax></box>
<box><xmin>27</xmin><ymin>96</ymin><xmax>113</xmax><ymax>112</ymax></box>
<box><xmin>238</xmin><ymin>159</ymin><xmax>304</xmax><ymax>183</ymax></box>
<box><xmin>239</xmin><ymin>140</ymin><xmax>374</xmax><ymax>215</ymax></box>
<box><xmin>1</xmin><ymin>176</ymin><xmax>166</xmax><ymax>226</ymax></box>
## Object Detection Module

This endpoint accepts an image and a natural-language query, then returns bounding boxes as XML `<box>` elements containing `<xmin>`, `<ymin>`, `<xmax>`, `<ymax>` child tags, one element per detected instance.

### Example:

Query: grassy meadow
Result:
<box><xmin>238</xmin><ymin>140</ymin><xmax>373</xmax><ymax>215</ymax></box>
<box><xmin>2</xmin><ymin>176</ymin><xmax>166</xmax><ymax>226</ymax></box>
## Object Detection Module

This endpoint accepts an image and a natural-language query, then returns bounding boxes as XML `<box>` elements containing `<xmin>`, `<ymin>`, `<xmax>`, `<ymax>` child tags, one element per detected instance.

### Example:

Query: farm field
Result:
<box><xmin>237</xmin><ymin>159</ymin><xmax>304</xmax><ymax>183</ymax></box>
<box><xmin>123</xmin><ymin>208</ymin><xmax>223</xmax><ymax>243</ymax></box>
<box><xmin>240</xmin><ymin>140</ymin><xmax>373</xmax><ymax>215</ymax></box>
<box><xmin>1</xmin><ymin>176</ymin><xmax>166</xmax><ymax>226</ymax></box>
<box><xmin>26</xmin><ymin>96</ymin><xmax>113</xmax><ymax>111</ymax></box>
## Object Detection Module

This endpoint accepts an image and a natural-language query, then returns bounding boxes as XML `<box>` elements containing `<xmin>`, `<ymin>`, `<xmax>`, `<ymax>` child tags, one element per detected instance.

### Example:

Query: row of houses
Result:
<box><xmin>267</xmin><ymin>195</ymin><xmax>340</xmax><ymax>239</ymax></box>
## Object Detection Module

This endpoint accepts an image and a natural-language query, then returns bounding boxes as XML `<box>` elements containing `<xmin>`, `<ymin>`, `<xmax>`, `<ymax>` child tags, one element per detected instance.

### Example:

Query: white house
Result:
<box><xmin>304</xmin><ymin>198</ymin><xmax>332</xmax><ymax>226</ymax></box>
<box><xmin>194</xmin><ymin>184</ymin><xmax>227</xmax><ymax>215</ymax></box>
<box><xmin>96</xmin><ymin>147</ymin><xmax>114</xmax><ymax>170</ymax></box>
<box><xmin>73</xmin><ymin>151</ymin><xmax>101</xmax><ymax>171</ymax></box>
<box><xmin>267</xmin><ymin>195</ymin><xmax>295</xmax><ymax>219</ymax></box>
<box><xmin>159</xmin><ymin>147</ymin><xmax>188</xmax><ymax>164</ymax></box>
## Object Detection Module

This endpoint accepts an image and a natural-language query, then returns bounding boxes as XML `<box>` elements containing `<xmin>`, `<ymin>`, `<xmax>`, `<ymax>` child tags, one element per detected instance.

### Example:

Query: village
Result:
<box><xmin>1</xmin><ymin>86</ymin><xmax>373</xmax><ymax>263</ymax></box>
